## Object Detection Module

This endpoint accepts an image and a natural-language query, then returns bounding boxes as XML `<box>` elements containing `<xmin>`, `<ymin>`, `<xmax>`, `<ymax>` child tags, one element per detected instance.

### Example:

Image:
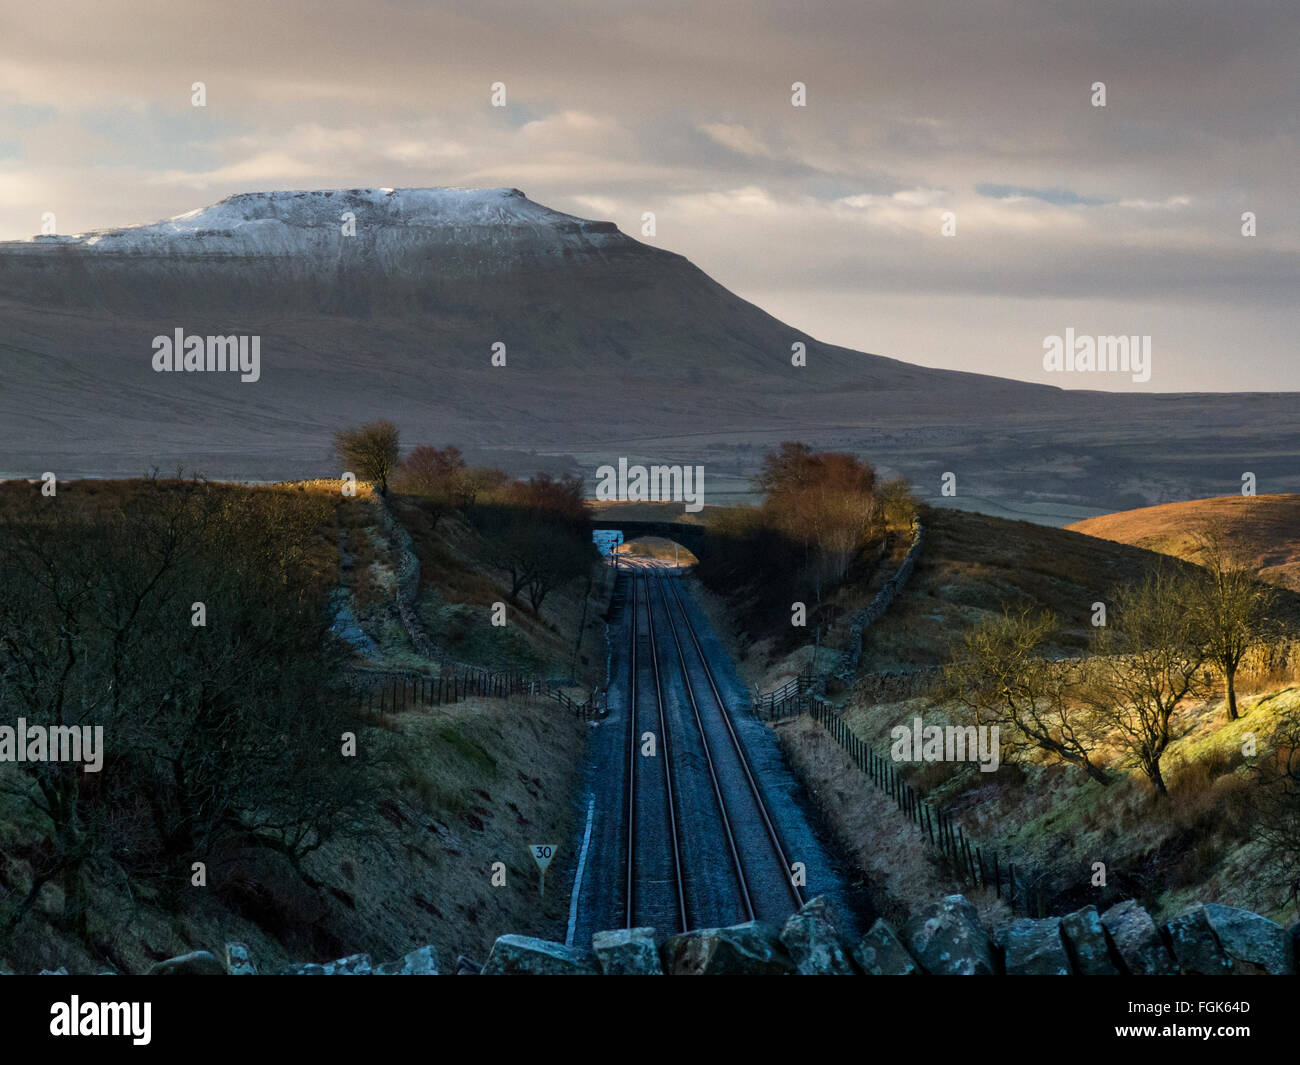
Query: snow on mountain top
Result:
<box><xmin>145</xmin><ymin>187</ymin><xmax>546</xmax><ymax>234</ymax></box>
<box><xmin>32</xmin><ymin>187</ymin><xmax>623</xmax><ymax>253</ymax></box>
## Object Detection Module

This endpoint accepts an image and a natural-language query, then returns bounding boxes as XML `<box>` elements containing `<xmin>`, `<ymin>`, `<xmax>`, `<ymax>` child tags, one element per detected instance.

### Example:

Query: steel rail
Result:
<box><xmin>665</xmin><ymin>574</ymin><xmax>807</xmax><ymax>914</ymax></box>
<box><xmin>653</xmin><ymin>574</ymin><xmax>757</xmax><ymax>922</ymax></box>
<box><xmin>627</xmin><ymin>571</ymin><xmax>689</xmax><ymax>931</ymax></box>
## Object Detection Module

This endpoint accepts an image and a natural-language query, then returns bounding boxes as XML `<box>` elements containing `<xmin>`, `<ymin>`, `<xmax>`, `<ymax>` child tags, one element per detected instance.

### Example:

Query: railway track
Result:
<box><xmin>613</xmin><ymin>554</ymin><xmax>683</xmax><ymax>573</ymax></box>
<box><xmin>621</xmin><ymin>566</ymin><xmax>805</xmax><ymax>932</ymax></box>
<box><xmin>624</xmin><ymin>571</ymin><xmax>687</xmax><ymax>930</ymax></box>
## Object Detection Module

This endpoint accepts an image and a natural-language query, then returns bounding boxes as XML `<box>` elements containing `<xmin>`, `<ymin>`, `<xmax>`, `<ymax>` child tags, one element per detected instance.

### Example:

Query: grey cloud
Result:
<box><xmin>0</xmin><ymin>0</ymin><xmax>1295</xmax><ymax>389</ymax></box>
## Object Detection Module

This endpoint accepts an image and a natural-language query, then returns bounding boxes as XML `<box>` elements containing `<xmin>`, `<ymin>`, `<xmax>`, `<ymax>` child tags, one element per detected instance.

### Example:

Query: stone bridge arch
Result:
<box><xmin>590</xmin><ymin>519</ymin><xmax>708</xmax><ymax>556</ymax></box>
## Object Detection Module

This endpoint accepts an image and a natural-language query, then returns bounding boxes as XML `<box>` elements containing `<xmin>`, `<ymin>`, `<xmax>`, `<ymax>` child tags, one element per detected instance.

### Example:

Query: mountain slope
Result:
<box><xmin>1067</xmin><ymin>495</ymin><xmax>1300</xmax><ymax>591</ymax></box>
<box><xmin>0</xmin><ymin>187</ymin><xmax>1010</xmax><ymax>384</ymax></box>
<box><xmin>0</xmin><ymin>186</ymin><xmax>1295</xmax><ymax>513</ymax></box>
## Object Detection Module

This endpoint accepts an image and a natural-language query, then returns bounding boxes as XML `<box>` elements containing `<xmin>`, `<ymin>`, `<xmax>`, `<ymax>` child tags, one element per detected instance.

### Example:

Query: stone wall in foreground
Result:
<box><xmin>121</xmin><ymin>891</ymin><xmax>1298</xmax><ymax>975</ymax></box>
<box><xmin>468</xmin><ymin>894</ymin><xmax>1298</xmax><ymax>976</ymax></box>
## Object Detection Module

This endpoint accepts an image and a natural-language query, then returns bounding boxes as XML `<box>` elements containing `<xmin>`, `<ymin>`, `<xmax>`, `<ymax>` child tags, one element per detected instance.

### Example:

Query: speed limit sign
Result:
<box><xmin>529</xmin><ymin>844</ymin><xmax>558</xmax><ymax>896</ymax></box>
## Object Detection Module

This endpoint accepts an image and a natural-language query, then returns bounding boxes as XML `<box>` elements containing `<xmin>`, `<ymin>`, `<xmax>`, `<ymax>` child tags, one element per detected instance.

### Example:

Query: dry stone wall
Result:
<box><xmin>832</xmin><ymin>519</ymin><xmax>925</xmax><ymax>686</ymax></box>
<box><xmin>117</xmin><ymin>892</ymin><xmax>1299</xmax><ymax>976</ymax></box>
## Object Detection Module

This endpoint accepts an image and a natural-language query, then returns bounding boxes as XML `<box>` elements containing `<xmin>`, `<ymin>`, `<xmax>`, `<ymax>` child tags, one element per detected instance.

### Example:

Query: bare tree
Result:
<box><xmin>948</xmin><ymin>607</ymin><xmax>1111</xmax><ymax>784</ymax></box>
<box><xmin>877</xmin><ymin>476</ymin><xmax>919</xmax><ymax>530</ymax></box>
<box><xmin>480</xmin><ymin>508</ymin><xmax>543</xmax><ymax>602</ymax></box>
<box><xmin>475</xmin><ymin>474</ymin><xmax>594</xmax><ymax>615</ymax></box>
<box><xmin>334</xmin><ymin>420</ymin><xmax>400</xmax><ymax>496</ymax></box>
<box><xmin>460</xmin><ymin>466</ymin><xmax>510</xmax><ymax>506</ymax></box>
<box><xmin>754</xmin><ymin>443</ymin><xmax>878</xmax><ymax>601</ymax></box>
<box><xmin>396</xmin><ymin>445</ymin><xmax>473</xmax><ymax>504</ymax></box>
<box><xmin>1251</xmin><ymin>708</ymin><xmax>1300</xmax><ymax>904</ymax></box>
<box><xmin>523</xmin><ymin>525</ymin><xmax>592</xmax><ymax>615</ymax></box>
<box><xmin>810</xmin><ymin>484</ymin><xmax>878</xmax><ymax>592</ymax></box>
<box><xmin>1085</xmin><ymin>566</ymin><xmax>1210</xmax><ymax>796</ymax></box>
<box><xmin>0</xmin><ymin>481</ymin><xmax>375</xmax><ymax>938</ymax></box>
<box><xmin>1191</xmin><ymin>521</ymin><xmax>1277</xmax><ymax>721</ymax></box>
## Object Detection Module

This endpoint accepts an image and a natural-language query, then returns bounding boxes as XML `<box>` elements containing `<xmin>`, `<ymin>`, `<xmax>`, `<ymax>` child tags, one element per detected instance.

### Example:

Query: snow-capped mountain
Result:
<box><xmin>1</xmin><ymin>185</ymin><xmax>944</xmax><ymax>383</ymax></box>
<box><xmin>0</xmin><ymin>188</ymin><xmax>1294</xmax><ymax>511</ymax></box>
<box><xmin>2</xmin><ymin>187</ymin><xmax>658</xmax><ymax>316</ymax></box>
<box><xmin>37</xmin><ymin>187</ymin><xmax>623</xmax><ymax>258</ymax></box>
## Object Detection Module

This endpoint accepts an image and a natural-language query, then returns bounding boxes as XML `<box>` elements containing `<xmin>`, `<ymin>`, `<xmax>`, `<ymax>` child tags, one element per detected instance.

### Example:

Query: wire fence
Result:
<box><xmin>751</xmin><ymin>518</ymin><xmax>1057</xmax><ymax>917</ymax></box>
<box><xmin>357</xmin><ymin>667</ymin><xmax>603</xmax><ymax>720</ymax></box>
<box><xmin>809</xmin><ymin>701</ymin><xmax>1053</xmax><ymax>917</ymax></box>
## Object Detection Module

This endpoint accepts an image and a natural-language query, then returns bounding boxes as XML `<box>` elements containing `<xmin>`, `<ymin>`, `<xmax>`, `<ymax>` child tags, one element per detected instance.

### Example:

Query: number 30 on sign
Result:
<box><xmin>530</xmin><ymin>844</ymin><xmax>558</xmax><ymax>896</ymax></box>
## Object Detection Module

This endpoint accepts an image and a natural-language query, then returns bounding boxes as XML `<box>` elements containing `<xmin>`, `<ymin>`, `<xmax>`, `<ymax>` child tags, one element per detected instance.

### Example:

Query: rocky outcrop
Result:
<box><xmin>903</xmin><ymin>895</ymin><xmax>996</xmax><ymax>975</ymax></box>
<box><xmin>481</xmin><ymin>935</ymin><xmax>599</xmax><ymax>976</ymax></box>
<box><xmin>663</xmin><ymin>921</ymin><xmax>795</xmax><ymax>975</ymax></box>
<box><xmin>592</xmin><ymin>928</ymin><xmax>664</xmax><ymax>975</ymax></box>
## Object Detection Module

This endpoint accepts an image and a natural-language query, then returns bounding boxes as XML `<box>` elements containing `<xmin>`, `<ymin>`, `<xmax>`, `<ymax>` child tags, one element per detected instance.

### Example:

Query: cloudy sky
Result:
<box><xmin>2</xmin><ymin>0</ymin><xmax>1296</xmax><ymax>391</ymax></box>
